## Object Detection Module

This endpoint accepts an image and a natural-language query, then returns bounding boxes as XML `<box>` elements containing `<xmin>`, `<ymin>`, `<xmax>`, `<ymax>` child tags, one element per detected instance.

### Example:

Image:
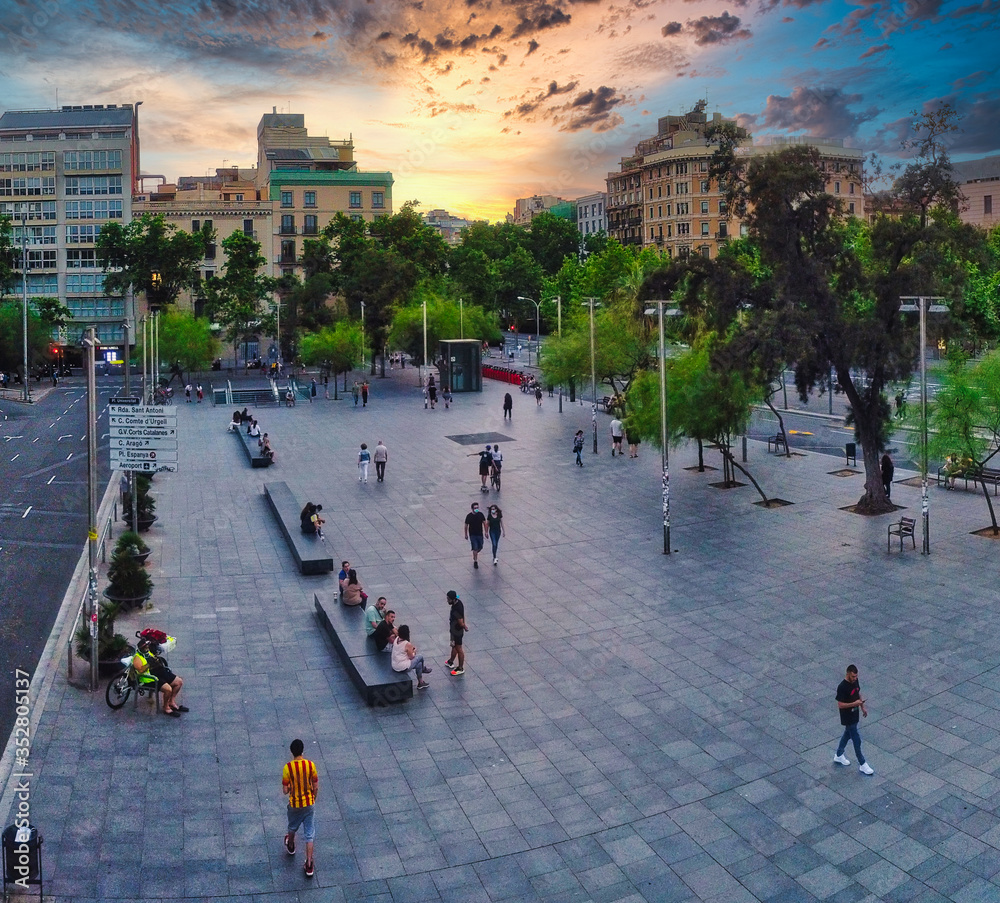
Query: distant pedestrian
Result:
<box><xmin>428</xmin><ymin>382</ymin><xmax>437</xmax><ymax>409</ymax></box>
<box><xmin>535</xmin><ymin>385</ymin><xmax>542</xmax><ymax>407</ymax></box>
<box><xmin>282</xmin><ymin>738</ymin><xmax>318</xmax><ymax>878</ymax></box>
<box><xmin>573</xmin><ymin>430</ymin><xmax>584</xmax><ymax>467</ymax></box>
<box><xmin>185</xmin><ymin>383</ymin><xmax>192</xmax><ymax>403</ymax></box>
<box><xmin>486</xmin><ymin>503</ymin><xmax>505</xmax><ymax>565</ymax></box>
<box><xmin>610</xmin><ymin>416</ymin><xmax>624</xmax><ymax>457</ymax></box>
<box><xmin>464</xmin><ymin>501</ymin><xmax>487</xmax><ymax>569</ymax></box>
<box><xmin>443</xmin><ymin>386</ymin><xmax>452</xmax><ymax>409</ymax></box>
<box><xmin>358</xmin><ymin>443</ymin><xmax>370</xmax><ymax>483</ymax></box>
<box><xmin>361</xmin><ymin>381</ymin><xmax>369</xmax><ymax>407</ymax></box>
<box><xmin>196</xmin><ymin>383</ymin><xmax>203</xmax><ymax>403</ymax></box>
<box><xmin>446</xmin><ymin>590</ymin><xmax>468</xmax><ymax>675</ymax></box>
<box><xmin>834</xmin><ymin>664</ymin><xmax>874</xmax><ymax>775</ymax></box>
<box><xmin>323</xmin><ymin>375</ymin><xmax>329</xmax><ymax>399</ymax></box>
<box><xmin>310</xmin><ymin>378</ymin><xmax>317</xmax><ymax>398</ymax></box>
<box><xmin>625</xmin><ymin>418</ymin><xmax>640</xmax><ymax>458</ymax></box>
<box><xmin>468</xmin><ymin>445</ymin><xmax>493</xmax><ymax>492</ymax></box>
<box><xmin>373</xmin><ymin>439</ymin><xmax>388</xmax><ymax>482</ymax></box>
<box><xmin>352</xmin><ymin>381</ymin><xmax>360</xmax><ymax>406</ymax></box>
<box><xmin>503</xmin><ymin>392</ymin><xmax>513</xmax><ymax>420</ymax></box>
<box><xmin>881</xmin><ymin>453</ymin><xmax>894</xmax><ymax>500</ymax></box>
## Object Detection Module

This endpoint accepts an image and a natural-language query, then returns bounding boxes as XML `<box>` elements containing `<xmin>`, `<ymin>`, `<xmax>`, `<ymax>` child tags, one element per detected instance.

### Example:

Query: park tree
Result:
<box><xmin>0</xmin><ymin>300</ymin><xmax>51</xmax><ymax>375</ymax></box>
<box><xmin>202</xmin><ymin>232</ymin><xmax>276</xmax><ymax>362</ymax></box>
<box><xmin>96</xmin><ymin>213</ymin><xmax>211</xmax><ymax>307</ymax></box>
<box><xmin>0</xmin><ymin>216</ymin><xmax>16</xmax><ymax>293</ymax></box>
<box><xmin>155</xmin><ymin>309</ymin><xmax>219</xmax><ymax>377</ymax></box>
<box><xmin>524</xmin><ymin>212</ymin><xmax>581</xmax><ymax>276</ymax></box>
<box><xmin>921</xmin><ymin>351</ymin><xmax>1000</xmax><ymax>535</ymax></box>
<box><xmin>387</xmin><ymin>290</ymin><xmax>500</xmax><ymax>365</ymax></box>
<box><xmin>298</xmin><ymin>321</ymin><xmax>363</xmax><ymax>398</ymax></box>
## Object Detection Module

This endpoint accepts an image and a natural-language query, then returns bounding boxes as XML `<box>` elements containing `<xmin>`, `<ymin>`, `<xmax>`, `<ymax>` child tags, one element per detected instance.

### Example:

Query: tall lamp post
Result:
<box><xmin>554</xmin><ymin>295</ymin><xmax>562</xmax><ymax>412</ymax></box>
<box><xmin>360</xmin><ymin>301</ymin><xmax>365</xmax><ymax>371</ymax></box>
<box><xmin>645</xmin><ymin>300</ymin><xmax>682</xmax><ymax>554</ymax></box>
<box><xmin>583</xmin><ymin>297</ymin><xmax>600</xmax><ymax>453</ymax></box>
<box><xmin>19</xmin><ymin>206</ymin><xmax>31</xmax><ymax>402</ymax></box>
<box><xmin>459</xmin><ymin>298</ymin><xmax>464</xmax><ymax>339</ymax></box>
<box><xmin>899</xmin><ymin>295</ymin><xmax>947</xmax><ymax>555</ymax></box>
<box><xmin>422</xmin><ymin>298</ymin><xmax>428</xmax><ymax>385</ymax></box>
<box><xmin>517</xmin><ymin>297</ymin><xmax>541</xmax><ymax>368</ymax></box>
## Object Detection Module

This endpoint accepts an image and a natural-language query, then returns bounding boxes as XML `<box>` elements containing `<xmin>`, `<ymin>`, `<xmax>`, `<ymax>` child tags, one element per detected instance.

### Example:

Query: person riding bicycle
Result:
<box><xmin>490</xmin><ymin>445</ymin><xmax>503</xmax><ymax>488</ymax></box>
<box><xmin>132</xmin><ymin>637</ymin><xmax>186</xmax><ymax>717</ymax></box>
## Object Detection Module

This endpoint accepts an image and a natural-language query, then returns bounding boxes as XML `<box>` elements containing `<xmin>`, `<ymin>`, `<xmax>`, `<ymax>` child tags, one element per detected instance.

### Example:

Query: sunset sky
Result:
<box><xmin>1</xmin><ymin>0</ymin><xmax>997</xmax><ymax>222</ymax></box>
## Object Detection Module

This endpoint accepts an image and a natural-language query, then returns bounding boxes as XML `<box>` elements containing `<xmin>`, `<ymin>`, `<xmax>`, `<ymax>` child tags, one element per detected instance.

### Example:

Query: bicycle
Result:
<box><xmin>153</xmin><ymin>386</ymin><xmax>173</xmax><ymax>405</ymax></box>
<box><xmin>490</xmin><ymin>465</ymin><xmax>501</xmax><ymax>492</ymax></box>
<box><xmin>105</xmin><ymin>632</ymin><xmax>175</xmax><ymax>709</ymax></box>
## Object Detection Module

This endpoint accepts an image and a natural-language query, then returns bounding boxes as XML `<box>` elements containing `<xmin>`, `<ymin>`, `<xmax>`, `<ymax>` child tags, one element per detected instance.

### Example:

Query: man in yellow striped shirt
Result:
<box><xmin>282</xmin><ymin>738</ymin><xmax>319</xmax><ymax>878</ymax></box>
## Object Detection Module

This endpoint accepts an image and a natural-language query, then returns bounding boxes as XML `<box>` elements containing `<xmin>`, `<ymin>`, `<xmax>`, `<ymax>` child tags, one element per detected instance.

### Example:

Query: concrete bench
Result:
<box><xmin>314</xmin><ymin>594</ymin><xmax>412</xmax><ymax>706</ymax></box>
<box><xmin>264</xmin><ymin>482</ymin><xmax>333</xmax><ymax>575</ymax></box>
<box><xmin>235</xmin><ymin>426</ymin><xmax>272</xmax><ymax>468</ymax></box>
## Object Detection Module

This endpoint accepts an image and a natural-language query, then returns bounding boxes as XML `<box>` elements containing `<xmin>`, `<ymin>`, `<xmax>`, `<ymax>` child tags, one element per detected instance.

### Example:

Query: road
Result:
<box><xmin>0</xmin><ymin>378</ymin><xmax>119</xmax><ymax>750</ymax></box>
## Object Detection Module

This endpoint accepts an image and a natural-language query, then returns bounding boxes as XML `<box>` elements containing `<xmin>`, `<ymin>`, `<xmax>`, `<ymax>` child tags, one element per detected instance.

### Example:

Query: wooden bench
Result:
<box><xmin>314</xmin><ymin>594</ymin><xmax>413</xmax><ymax>706</ymax></box>
<box><xmin>235</xmin><ymin>427</ymin><xmax>272</xmax><ymax>468</ymax></box>
<box><xmin>264</xmin><ymin>482</ymin><xmax>333</xmax><ymax>575</ymax></box>
<box><xmin>888</xmin><ymin>516</ymin><xmax>916</xmax><ymax>552</ymax></box>
<box><xmin>767</xmin><ymin>433</ymin><xmax>787</xmax><ymax>454</ymax></box>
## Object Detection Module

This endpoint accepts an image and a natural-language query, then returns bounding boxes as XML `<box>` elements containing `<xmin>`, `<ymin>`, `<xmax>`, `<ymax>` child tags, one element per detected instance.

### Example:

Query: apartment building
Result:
<box><xmin>133</xmin><ymin>167</ymin><xmax>272</xmax><ymax>316</ymax></box>
<box><xmin>255</xmin><ymin>111</ymin><xmax>393</xmax><ymax>277</ymax></box>
<box><xmin>423</xmin><ymin>208</ymin><xmax>473</xmax><ymax>245</ymax></box>
<box><xmin>575</xmin><ymin>192</ymin><xmax>607</xmax><ymax>240</ymax></box>
<box><xmin>0</xmin><ymin>103</ymin><xmax>138</xmax><ymax>354</ymax></box>
<box><xmin>951</xmin><ymin>155</ymin><xmax>1000</xmax><ymax>229</ymax></box>
<box><xmin>607</xmin><ymin>102</ymin><xmax>864</xmax><ymax>259</ymax></box>
<box><xmin>507</xmin><ymin>195</ymin><xmax>570</xmax><ymax>226</ymax></box>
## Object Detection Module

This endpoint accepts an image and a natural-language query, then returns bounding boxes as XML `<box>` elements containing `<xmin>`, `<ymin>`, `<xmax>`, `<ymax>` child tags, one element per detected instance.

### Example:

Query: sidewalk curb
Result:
<box><xmin>0</xmin><ymin>472</ymin><xmax>121</xmax><ymax>826</ymax></box>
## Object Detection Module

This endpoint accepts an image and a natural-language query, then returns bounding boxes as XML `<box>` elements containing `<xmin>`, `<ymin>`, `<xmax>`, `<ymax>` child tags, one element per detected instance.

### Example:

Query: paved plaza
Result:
<box><xmin>4</xmin><ymin>365</ymin><xmax>1000</xmax><ymax>903</ymax></box>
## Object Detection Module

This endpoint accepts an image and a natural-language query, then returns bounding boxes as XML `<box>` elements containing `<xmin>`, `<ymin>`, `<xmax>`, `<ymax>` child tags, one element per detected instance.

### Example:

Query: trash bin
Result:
<box><xmin>846</xmin><ymin>442</ymin><xmax>857</xmax><ymax>466</ymax></box>
<box><xmin>2</xmin><ymin>823</ymin><xmax>43</xmax><ymax>896</ymax></box>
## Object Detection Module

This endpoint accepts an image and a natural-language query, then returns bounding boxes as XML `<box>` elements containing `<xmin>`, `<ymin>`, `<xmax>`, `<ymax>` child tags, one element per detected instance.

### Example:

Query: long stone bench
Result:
<box><xmin>235</xmin><ymin>425</ymin><xmax>272</xmax><ymax>468</ymax></box>
<box><xmin>264</xmin><ymin>482</ymin><xmax>333</xmax><ymax>575</ymax></box>
<box><xmin>314</xmin><ymin>594</ymin><xmax>413</xmax><ymax>706</ymax></box>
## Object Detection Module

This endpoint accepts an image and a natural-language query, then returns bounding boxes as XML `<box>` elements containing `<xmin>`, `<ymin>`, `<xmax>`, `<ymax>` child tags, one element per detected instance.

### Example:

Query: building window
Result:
<box><xmin>26</xmin><ymin>273</ymin><xmax>58</xmax><ymax>293</ymax></box>
<box><xmin>676</xmin><ymin>183</ymin><xmax>689</xmax><ymax>195</ymax></box>
<box><xmin>848</xmin><ymin>183</ymin><xmax>855</xmax><ymax>195</ymax></box>
<box><xmin>349</xmin><ymin>191</ymin><xmax>362</xmax><ymax>208</ymax></box>
<box><xmin>700</xmin><ymin>181</ymin><xmax>710</xmax><ymax>193</ymax></box>
<box><xmin>304</xmin><ymin>191</ymin><xmax>316</xmax><ymax>208</ymax></box>
<box><xmin>0</xmin><ymin>177</ymin><xmax>56</xmax><ymax>196</ymax></box>
<box><xmin>677</xmin><ymin>223</ymin><xmax>690</xmax><ymax>236</ymax></box>
<box><xmin>657</xmin><ymin>206</ymin><xmax>662</xmax><ymax>218</ymax></box>
<box><xmin>834</xmin><ymin>181</ymin><xmax>841</xmax><ymax>194</ymax></box>
<box><xmin>650</xmin><ymin>227</ymin><xmax>655</xmax><ymax>239</ymax></box>
<box><xmin>281</xmin><ymin>191</ymin><xmax>293</xmax><ymax>208</ymax></box>
<box><xmin>0</xmin><ymin>152</ymin><xmax>55</xmax><ymax>172</ymax></box>
<box><xmin>676</xmin><ymin>162</ymin><xmax>688</xmax><ymax>175</ymax></box>
<box><xmin>204</xmin><ymin>242</ymin><xmax>216</xmax><ymax>261</ymax></box>
<box><xmin>65</xmin><ymin>200</ymin><xmax>123</xmax><ymax>220</ymax></box>
<box><xmin>676</xmin><ymin>202</ymin><xmax>689</xmax><ymax>216</ymax></box>
<box><xmin>280</xmin><ymin>214</ymin><xmax>295</xmax><ymax>235</ymax></box>
<box><xmin>701</xmin><ymin>201</ymin><xmax>709</xmax><ymax>214</ymax></box>
<box><xmin>192</xmin><ymin>220</ymin><xmax>200</xmax><ymax>232</ymax></box>
<box><xmin>66</xmin><ymin>249</ymin><xmax>97</xmax><ymax>268</ymax></box>
<box><xmin>848</xmin><ymin>203</ymin><xmax>856</xmax><ymax>215</ymax></box>
<box><xmin>719</xmin><ymin>200</ymin><xmax>727</xmax><ymax>215</ymax></box>
<box><xmin>1</xmin><ymin>201</ymin><xmax>56</xmax><ymax>220</ymax></box>
<box><xmin>985</xmin><ymin>195</ymin><xmax>992</xmax><ymax>215</ymax></box>
<box><xmin>649</xmin><ymin>207</ymin><xmax>654</xmax><ymax>219</ymax></box>
<box><xmin>280</xmin><ymin>240</ymin><xmax>296</xmax><ymax>263</ymax></box>
<box><xmin>64</xmin><ymin>176</ymin><xmax>122</xmax><ymax>196</ymax></box>
<box><xmin>701</xmin><ymin>222</ymin><xmax>710</xmax><ymax>236</ymax></box>
<box><xmin>243</xmin><ymin>218</ymin><xmax>255</xmax><ymax>236</ymax></box>
<box><xmin>66</xmin><ymin>296</ymin><xmax>124</xmax><ymax>318</ymax></box>
<box><xmin>700</xmin><ymin>246</ymin><xmax>710</xmax><ymax>259</ymax></box>
<box><xmin>718</xmin><ymin>223</ymin><xmax>728</xmax><ymax>239</ymax></box>
<box><xmin>13</xmin><ymin>225</ymin><xmax>56</xmax><ymax>245</ymax></box>
<box><xmin>26</xmin><ymin>250</ymin><xmax>57</xmax><ymax>269</ymax></box>
<box><xmin>67</xmin><ymin>273</ymin><xmax>105</xmax><ymax>293</ymax></box>
<box><xmin>66</xmin><ymin>224</ymin><xmax>102</xmax><ymax>243</ymax></box>
<box><xmin>372</xmin><ymin>191</ymin><xmax>384</xmax><ymax>209</ymax></box>
<box><xmin>350</xmin><ymin>214</ymin><xmax>363</xmax><ymax>222</ymax></box>
<box><xmin>63</xmin><ymin>150</ymin><xmax>122</xmax><ymax>171</ymax></box>
<box><xmin>303</xmin><ymin>215</ymin><xmax>318</xmax><ymax>235</ymax></box>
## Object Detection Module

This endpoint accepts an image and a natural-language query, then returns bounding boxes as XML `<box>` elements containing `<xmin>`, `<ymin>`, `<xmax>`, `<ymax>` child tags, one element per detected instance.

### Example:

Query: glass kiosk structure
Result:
<box><xmin>438</xmin><ymin>340</ymin><xmax>482</xmax><ymax>392</ymax></box>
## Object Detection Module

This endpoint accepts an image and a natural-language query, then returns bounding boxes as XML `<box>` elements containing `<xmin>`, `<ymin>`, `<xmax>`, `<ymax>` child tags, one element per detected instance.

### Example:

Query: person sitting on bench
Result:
<box><xmin>228</xmin><ymin>411</ymin><xmax>241</xmax><ymax>432</ymax></box>
<box><xmin>300</xmin><ymin>503</ymin><xmax>324</xmax><ymax>536</ymax></box>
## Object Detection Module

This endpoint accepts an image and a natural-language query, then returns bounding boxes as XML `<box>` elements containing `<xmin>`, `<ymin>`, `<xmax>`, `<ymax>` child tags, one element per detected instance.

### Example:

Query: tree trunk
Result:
<box><xmin>718</xmin><ymin>445</ymin><xmax>770</xmax><ymax>505</ymax></box>
<box><xmin>981</xmin><ymin>481</ymin><xmax>999</xmax><ymax>535</ymax></box>
<box><xmin>764</xmin><ymin>397</ymin><xmax>791</xmax><ymax>458</ymax></box>
<box><xmin>838</xmin><ymin>367</ymin><xmax>894</xmax><ymax>514</ymax></box>
<box><xmin>697</xmin><ymin>438</ymin><xmax>704</xmax><ymax>472</ymax></box>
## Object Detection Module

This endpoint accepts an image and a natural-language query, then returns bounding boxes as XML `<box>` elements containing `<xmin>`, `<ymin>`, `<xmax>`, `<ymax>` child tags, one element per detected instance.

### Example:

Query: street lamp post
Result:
<box><xmin>645</xmin><ymin>301</ymin><xmax>682</xmax><ymax>554</ymax></box>
<box><xmin>360</xmin><ymin>301</ymin><xmax>365</xmax><ymax>371</ymax></box>
<box><xmin>82</xmin><ymin>327</ymin><xmax>100</xmax><ymax>690</ymax></box>
<box><xmin>459</xmin><ymin>297</ymin><xmax>464</xmax><ymax>339</ymax></box>
<box><xmin>19</xmin><ymin>206</ymin><xmax>31</xmax><ymax>402</ymax></box>
<box><xmin>122</xmin><ymin>320</ymin><xmax>138</xmax><ymax>531</ymax></box>
<box><xmin>583</xmin><ymin>297</ymin><xmax>600</xmax><ymax>453</ymax></box>
<box><xmin>517</xmin><ymin>296</ymin><xmax>541</xmax><ymax>368</ymax></box>
<box><xmin>899</xmin><ymin>295</ymin><xmax>947</xmax><ymax>555</ymax></box>
<box><xmin>422</xmin><ymin>299</ymin><xmax>428</xmax><ymax>385</ymax></box>
<box><xmin>555</xmin><ymin>295</ymin><xmax>562</xmax><ymax>413</ymax></box>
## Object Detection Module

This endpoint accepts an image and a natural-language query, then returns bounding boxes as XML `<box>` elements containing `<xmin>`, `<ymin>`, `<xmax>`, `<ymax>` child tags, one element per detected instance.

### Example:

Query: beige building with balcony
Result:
<box><xmin>606</xmin><ymin>102</ymin><xmax>864</xmax><ymax>260</ymax></box>
<box><xmin>951</xmin><ymin>155</ymin><xmax>1000</xmax><ymax>229</ymax></box>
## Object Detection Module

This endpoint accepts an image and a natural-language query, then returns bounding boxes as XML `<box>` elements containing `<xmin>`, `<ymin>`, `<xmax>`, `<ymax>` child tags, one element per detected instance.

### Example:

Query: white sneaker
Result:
<box><xmin>834</xmin><ymin>754</ymin><xmax>851</xmax><ymax>766</ymax></box>
<box><xmin>859</xmin><ymin>763</ymin><xmax>874</xmax><ymax>776</ymax></box>
<box><xmin>493</xmin><ymin>558</ymin><xmax>498</xmax><ymax>565</ymax></box>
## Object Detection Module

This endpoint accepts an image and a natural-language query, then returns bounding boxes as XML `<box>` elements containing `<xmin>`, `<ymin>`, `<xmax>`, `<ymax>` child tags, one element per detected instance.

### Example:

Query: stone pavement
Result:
<box><xmin>5</xmin><ymin>364</ymin><xmax>1000</xmax><ymax>903</ymax></box>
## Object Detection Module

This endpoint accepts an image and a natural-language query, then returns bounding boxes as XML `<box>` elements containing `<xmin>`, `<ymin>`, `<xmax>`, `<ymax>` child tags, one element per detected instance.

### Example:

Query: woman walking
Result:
<box><xmin>486</xmin><ymin>504</ymin><xmax>505</xmax><ymax>565</ymax></box>
<box><xmin>358</xmin><ymin>443</ymin><xmax>371</xmax><ymax>483</ymax></box>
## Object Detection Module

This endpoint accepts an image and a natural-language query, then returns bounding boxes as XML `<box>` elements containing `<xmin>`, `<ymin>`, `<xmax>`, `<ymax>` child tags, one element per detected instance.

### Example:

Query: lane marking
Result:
<box><xmin>22</xmin><ymin>506</ymin><xmax>31</xmax><ymax>518</ymax></box>
<box><xmin>10</xmin><ymin>454</ymin><xmax>18</xmax><ymax>462</ymax></box>
<box><xmin>57</xmin><ymin>435</ymin><xmax>73</xmax><ymax>441</ymax></box>
<box><xmin>66</xmin><ymin>453</ymin><xmax>72</xmax><ymax>460</ymax></box>
<box><xmin>47</xmin><ymin>476</ymin><xmax>55</xmax><ymax>485</ymax></box>
<box><xmin>32</xmin><ymin>438</ymin><xmax>39</xmax><ymax>443</ymax></box>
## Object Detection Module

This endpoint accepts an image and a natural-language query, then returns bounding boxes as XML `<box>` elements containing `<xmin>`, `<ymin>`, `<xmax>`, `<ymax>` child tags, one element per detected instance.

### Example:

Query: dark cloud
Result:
<box><xmin>510</xmin><ymin>5</ymin><xmax>573</xmax><ymax>38</ymax></box>
<box><xmin>502</xmin><ymin>80</ymin><xmax>579</xmax><ymax>119</ymax></box>
<box><xmin>755</xmin><ymin>86</ymin><xmax>879</xmax><ymax>138</ymax></box>
<box><xmin>526</xmin><ymin>39</ymin><xmax>540</xmax><ymax>54</ymax></box>
<box><xmin>874</xmin><ymin>93</ymin><xmax>1000</xmax><ymax>157</ymax></box>
<box><xmin>688</xmin><ymin>12</ymin><xmax>752</xmax><ymax>45</ymax></box>
<box><xmin>559</xmin><ymin>85</ymin><xmax>627</xmax><ymax>131</ymax></box>
<box><xmin>661</xmin><ymin>13</ymin><xmax>752</xmax><ymax>45</ymax></box>
<box><xmin>859</xmin><ymin>43</ymin><xmax>889</xmax><ymax>58</ymax></box>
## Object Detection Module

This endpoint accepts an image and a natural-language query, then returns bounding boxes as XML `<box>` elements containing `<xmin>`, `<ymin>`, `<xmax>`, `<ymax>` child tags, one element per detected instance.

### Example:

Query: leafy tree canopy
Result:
<box><xmin>155</xmin><ymin>309</ymin><xmax>220</xmax><ymax>374</ymax></box>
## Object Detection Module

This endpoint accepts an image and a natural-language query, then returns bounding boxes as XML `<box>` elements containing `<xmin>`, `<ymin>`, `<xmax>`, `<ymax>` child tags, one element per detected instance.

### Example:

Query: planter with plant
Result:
<box><xmin>123</xmin><ymin>474</ymin><xmax>156</xmax><ymax>531</ymax></box>
<box><xmin>117</xmin><ymin>530</ymin><xmax>151</xmax><ymax>565</ymax></box>
<box><xmin>103</xmin><ymin>532</ymin><xmax>154</xmax><ymax>610</ymax></box>
<box><xmin>75</xmin><ymin>600</ymin><xmax>133</xmax><ymax>675</ymax></box>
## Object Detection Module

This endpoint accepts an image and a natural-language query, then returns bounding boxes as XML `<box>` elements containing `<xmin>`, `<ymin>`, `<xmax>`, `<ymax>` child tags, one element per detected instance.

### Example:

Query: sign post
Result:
<box><xmin>108</xmin><ymin>403</ymin><xmax>178</xmax><ymax>473</ymax></box>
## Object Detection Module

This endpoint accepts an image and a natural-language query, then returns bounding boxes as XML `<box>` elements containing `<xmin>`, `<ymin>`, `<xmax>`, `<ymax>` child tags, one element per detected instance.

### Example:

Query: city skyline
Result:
<box><xmin>0</xmin><ymin>0</ymin><xmax>997</xmax><ymax>223</ymax></box>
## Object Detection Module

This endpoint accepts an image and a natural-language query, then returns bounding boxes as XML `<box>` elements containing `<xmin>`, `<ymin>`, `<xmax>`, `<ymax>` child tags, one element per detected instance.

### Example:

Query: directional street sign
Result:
<box><xmin>108</xmin><ymin>404</ymin><xmax>179</xmax><ymax>473</ymax></box>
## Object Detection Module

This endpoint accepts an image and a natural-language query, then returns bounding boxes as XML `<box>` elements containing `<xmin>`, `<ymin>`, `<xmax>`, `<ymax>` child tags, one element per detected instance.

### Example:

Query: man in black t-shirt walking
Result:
<box><xmin>834</xmin><ymin>664</ymin><xmax>874</xmax><ymax>775</ymax></box>
<box><xmin>464</xmin><ymin>502</ymin><xmax>487</xmax><ymax>568</ymax></box>
<box><xmin>445</xmin><ymin>590</ymin><xmax>468</xmax><ymax>675</ymax></box>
